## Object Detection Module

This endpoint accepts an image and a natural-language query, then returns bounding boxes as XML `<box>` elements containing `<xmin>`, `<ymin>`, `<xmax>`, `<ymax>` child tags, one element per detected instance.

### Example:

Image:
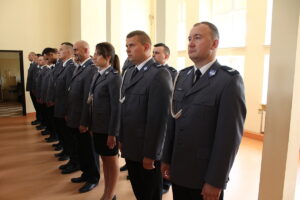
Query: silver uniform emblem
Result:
<box><xmin>209</xmin><ymin>69</ymin><xmax>216</xmax><ymax>77</ymax></box>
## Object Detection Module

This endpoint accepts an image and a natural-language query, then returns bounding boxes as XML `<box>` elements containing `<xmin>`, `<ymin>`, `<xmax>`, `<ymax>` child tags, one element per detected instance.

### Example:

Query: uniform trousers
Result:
<box><xmin>29</xmin><ymin>91</ymin><xmax>41</xmax><ymax>121</ymax></box>
<box><xmin>40</xmin><ymin>103</ymin><xmax>48</xmax><ymax>127</ymax></box>
<box><xmin>65</xmin><ymin>126</ymin><xmax>79</xmax><ymax>166</ymax></box>
<box><xmin>68</xmin><ymin>127</ymin><xmax>100</xmax><ymax>183</ymax></box>
<box><xmin>54</xmin><ymin>117</ymin><xmax>68</xmax><ymax>151</ymax></box>
<box><xmin>172</xmin><ymin>183</ymin><xmax>224</xmax><ymax>200</ymax></box>
<box><xmin>126</xmin><ymin>159</ymin><xmax>162</xmax><ymax>200</ymax></box>
<box><xmin>46</xmin><ymin>105</ymin><xmax>56</xmax><ymax>138</ymax></box>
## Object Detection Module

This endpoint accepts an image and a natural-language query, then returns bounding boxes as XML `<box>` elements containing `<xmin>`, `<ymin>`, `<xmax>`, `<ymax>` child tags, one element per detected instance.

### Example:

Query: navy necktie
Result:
<box><xmin>91</xmin><ymin>73</ymin><xmax>101</xmax><ymax>94</ymax></box>
<box><xmin>193</xmin><ymin>69</ymin><xmax>202</xmax><ymax>85</ymax></box>
<box><xmin>131</xmin><ymin>67</ymin><xmax>139</xmax><ymax>80</ymax></box>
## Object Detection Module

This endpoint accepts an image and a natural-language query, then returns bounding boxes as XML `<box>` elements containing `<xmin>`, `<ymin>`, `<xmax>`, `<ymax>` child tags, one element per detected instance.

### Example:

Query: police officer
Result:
<box><xmin>26</xmin><ymin>52</ymin><xmax>40</xmax><ymax>125</ymax></box>
<box><xmin>65</xmin><ymin>40</ymin><xmax>99</xmax><ymax>193</ymax></box>
<box><xmin>152</xmin><ymin>42</ymin><xmax>177</xmax><ymax>194</ymax></box>
<box><xmin>153</xmin><ymin>43</ymin><xmax>177</xmax><ymax>81</ymax></box>
<box><xmin>90</xmin><ymin>42</ymin><xmax>121</xmax><ymax>200</ymax></box>
<box><xmin>53</xmin><ymin>42</ymin><xmax>77</xmax><ymax>164</ymax></box>
<box><xmin>119</xmin><ymin>30</ymin><xmax>172</xmax><ymax>200</ymax></box>
<box><xmin>34</xmin><ymin>54</ymin><xmax>47</xmax><ymax>130</ymax></box>
<box><xmin>42</xmin><ymin>48</ymin><xmax>60</xmax><ymax>143</ymax></box>
<box><xmin>35</xmin><ymin>52</ymin><xmax>50</xmax><ymax>132</ymax></box>
<box><xmin>161</xmin><ymin>22</ymin><xmax>247</xmax><ymax>200</ymax></box>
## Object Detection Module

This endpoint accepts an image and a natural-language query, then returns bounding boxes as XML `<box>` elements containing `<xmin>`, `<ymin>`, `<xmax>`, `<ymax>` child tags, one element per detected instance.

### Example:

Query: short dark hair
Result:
<box><xmin>42</xmin><ymin>47</ymin><xmax>58</xmax><ymax>55</ymax></box>
<box><xmin>194</xmin><ymin>21</ymin><xmax>219</xmax><ymax>40</ymax></box>
<box><xmin>126</xmin><ymin>30</ymin><xmax>152</xmax><ymax>45</ymax></box>
<box><xmin>61</xmin><ymin>42</ymin><xmax>73</xmax><ymax>48</ymax></box>
<box><xmin>154</xmin><ymin>43</ymin><xmax>170</xmax><ymax>55</ymax></box>
<box><xmin>36</xmin><ymin>54</ymin><xmax>42</xmax><ymax>57</ymax></box>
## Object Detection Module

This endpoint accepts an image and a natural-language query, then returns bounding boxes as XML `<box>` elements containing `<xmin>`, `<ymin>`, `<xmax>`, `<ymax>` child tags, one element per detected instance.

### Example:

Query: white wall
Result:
<box><xmin>0</xmin><ymin>0</ymin><xmax>71</xmax><ymax>113</ymax></box>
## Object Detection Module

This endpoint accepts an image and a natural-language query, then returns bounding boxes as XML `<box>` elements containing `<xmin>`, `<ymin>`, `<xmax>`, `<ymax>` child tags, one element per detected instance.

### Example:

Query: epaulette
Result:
<box><xmin>128</xmin><ymin>65</ymin><xmax>135</xmax><ymax>69</ymax></box>
<box><xmin>168</xmin><ymin>66</ymin><xmax>177</xmax><ymax>72</ymax></box>
<box><xmin>179</xmin><ymin>66</ymin><xmax>193</xmax><ymax>73</ymax></box>
<box><xmin>220</xmin><ymin>66</ymin><xmax>239</xmax><ymax>75</ymax></box>
<box><xmin>178</xmin><ymin>66</ymin><xmax>193</xmax><ymax>76</ymax></box>
<box><xmin>180</xmin><ymin>66</ymin><xmax>193</xmax><ymax>72</ymax></box>
<box><xmin>155</xmin><ymin>63</ymin><xmax>163</xmax><ymax>68</ymax></box>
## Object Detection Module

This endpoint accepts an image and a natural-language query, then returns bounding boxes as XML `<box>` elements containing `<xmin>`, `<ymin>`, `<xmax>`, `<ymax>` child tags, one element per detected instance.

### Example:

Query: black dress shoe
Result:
<box><xmin>79</xmin><ymin>182</ymin><xmax>98</xmax><ymax>193</ymax></box>
<box><xmin>36</xmin><ymin>125</ymin><xmax>46</xmax><ymax>130</ymax></box>
<box><xmin>54</xmin><ymin>145</ymin><xmax>63</xmax><ymax>151</ymax></box>
<box><xmin>120</xmin><ymin>164</ymin><xmax>128</xmax><ymax>172</ymax></box>
<box><xmin>59</xmin><ymin>162</ymin><xmax>71</xmax><ymax>170</ymax></box>
<box><xmin>45</xmin><ymin>136</ymin><xmax>51</xmax><ymax>140</ymax></box>
<box><xmin>71</xmin><ymin>176</ymin><xmax>86</xmax><ymax>183</ymax></box>
<box><xmin>31</xmin><ymin>120</ymin><xmax>41</xmax><ymax>125</ymax></box>
<box><xmin>61</xmin><ymin>165</ymin><xmax>79</xmax><ymax>174</ymax></box>
<box><xmin>52</xmin><ymin>143</ymin><xmax>60</xmax><ymax>147</ymax></box>
<box><xmin>46</xmin><ymin>137</ymin><xmax>58</xmax><ymax>143</ymax></box>
<box><xmin>58</xmin><ymin>155</ymin><xmax>69</xmax><ymax>161</ymax></box>
<box><xmin>54</xmin><ymin>151</ymin><xmax>64</xmax><ymax>157</ymax></box>
<box><xmin>58</xmin><ymin>163</ymin><xmax>69</xmax><ymax>170</ymax></box>
<box><xmin>41</xmin><ymin>130</ymin><xmax>50</xmax><ymax>135</ymax></box>
<box><xmin>59</xmin><ymin>160</ymin><xmax>74</xmax><ymax>170</ymax></box>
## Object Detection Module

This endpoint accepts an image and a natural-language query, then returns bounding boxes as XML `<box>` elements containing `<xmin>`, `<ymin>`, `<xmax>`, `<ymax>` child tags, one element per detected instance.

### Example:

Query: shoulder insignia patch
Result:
<box><xmin>220</xmin><ymin>66</ymin><xmax>239</xmax><ymax>75</ymax></box>
<box><xmin>168</xmin><ymin>67</ymin><xmax>177</xmax><ymax>72</ymax></box>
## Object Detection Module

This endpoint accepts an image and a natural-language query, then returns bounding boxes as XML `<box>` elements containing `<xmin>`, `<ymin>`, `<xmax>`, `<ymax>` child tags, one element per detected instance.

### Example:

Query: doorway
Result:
<box><xmin>0</xmin><ymin>50</ymin><xmax>26</xmax><ymax>116</ymax></box>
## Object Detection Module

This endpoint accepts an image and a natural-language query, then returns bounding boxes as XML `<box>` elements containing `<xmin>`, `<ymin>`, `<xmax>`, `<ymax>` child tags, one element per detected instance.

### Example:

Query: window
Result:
<box><xmin>265</xmin><ymin>0</ymin><xmax>273</xmax><ymax>45</ymax></box>
<box><xmin>217</xmin><ymin>56</ymin><xmax>245</xmax><ymax>77</ymax></box>
<box><xmin>261</xmin><ymin>55</ymin><xmax>270</xmax><ymax>104</ymax></box>
<box><xmin>120</xmin><ymin>0</ymin><xmax>151</xmax><ymax>62</ymax></box>
<box><xmin>199</xmin><ymin>0</ymin><xmax>247</xmax><ymax>48</ymax></box>
<box><xmin>176</xmin><ymin>57</ymin><xmax>186</xmax><ymax>71</ymax></box>
<box><xmin>177</xmin><ymin>0</ymin><xmax>186</xmax><ymax>51</ymax></box>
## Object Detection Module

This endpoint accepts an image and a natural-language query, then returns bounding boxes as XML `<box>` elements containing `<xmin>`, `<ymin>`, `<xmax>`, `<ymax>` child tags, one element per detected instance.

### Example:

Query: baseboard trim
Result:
<box><xmin>244</xmin><ymin>130</ymin><xmax>264</xmax><ymax>141</ymax></box>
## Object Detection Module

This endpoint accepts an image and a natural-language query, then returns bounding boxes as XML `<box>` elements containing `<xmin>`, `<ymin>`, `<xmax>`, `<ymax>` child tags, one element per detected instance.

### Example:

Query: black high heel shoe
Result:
<box><xmin>112</xmin><ymin>195</ymin><xmax>116</xmax><ymax>200</ymax></box>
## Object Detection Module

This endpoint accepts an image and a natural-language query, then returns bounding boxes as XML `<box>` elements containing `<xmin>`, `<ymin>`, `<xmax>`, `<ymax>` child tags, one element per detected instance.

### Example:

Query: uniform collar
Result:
<box><xmin>135</xmin><ymin>57</ymin><xmax>152</xmax><ymax>71</ymax></box>
<box><xmin>80</xmin><ymin>58</ymin><xmax>92</xmax><ymax>68</ymax></box>
<box><xmin>194</xmin><ymin>59</ymin><xmax>217</xmax><ymax>75</ymax></box>
<box><xmin>98</xmin><ymin>65</ymin><xmax>112</xmax><ymax>75</ymax></box>
<box><xmin>63</xmin><ymin>58</ymin><xmax>72</xmax><ymax>67</ymax></box>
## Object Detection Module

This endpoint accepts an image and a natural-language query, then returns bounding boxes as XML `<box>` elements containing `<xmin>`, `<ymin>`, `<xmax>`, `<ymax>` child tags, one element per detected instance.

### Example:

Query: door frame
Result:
<box><xmin>0</xmin><ymin>50</ymin><xmax>26</xmax><ymax>115</ymax></box>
